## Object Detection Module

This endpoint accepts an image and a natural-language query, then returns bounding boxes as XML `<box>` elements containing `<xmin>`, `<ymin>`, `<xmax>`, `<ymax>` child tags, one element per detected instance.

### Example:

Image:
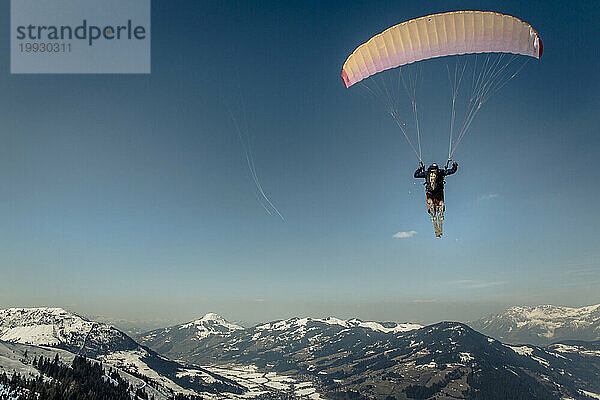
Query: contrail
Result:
<box><xmin>228</xmin><ymin>104</ymin><xmax>286</xmax><ymax>222</ymax></box>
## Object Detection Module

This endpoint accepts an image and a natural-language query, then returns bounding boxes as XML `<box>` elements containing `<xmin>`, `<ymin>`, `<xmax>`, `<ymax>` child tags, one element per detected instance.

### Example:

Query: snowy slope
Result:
<box><xmin>0</xmin><ymin>341</ymin><xmax>189</xmax><ymax>400</ymax></box>
<box><xmin>177</xmin><ymin>312</ymin><xmax>244</xmax><ymax>338</ymax></box>
<box><xmin>142</xmin><ymin>317</ymin><xmax>600</xmax><ymax>400</ymax></box>
<box><xmin>470</xmin><ymin>304</ymin><xmax>600</xmax><ymax>345</ymax></box>
<box><xmin>254</xmin><ymin>316</ymin><xmax>422</xmax><ymax>334</ymax></box>
<box><xmin>138</xmin><ymin>313</ymin><xmax>422</xmax><ymax>357</ymax></box>
<box><xmin>0</xmin><ymin>340</ymin><xmax>321</xmax><ymax>399</ymax></box>
<box><xmin>0</xmin><ymin>382</ymin><xmax>29</xmax><ymax>400</ymax></box>
<box><xmin>0</xmin><ymin>307</ymin><xmax>137</xmax><ymax>355</ymax></box>
<box><xmin>0</xmin><ymin>308</ymin><xmax>246</xmax><ymax>397</ymax></box>
<box><xmin>137</xmin><ymin>312</ymin><xmax>247</xmax><ymax>356</ymax></box>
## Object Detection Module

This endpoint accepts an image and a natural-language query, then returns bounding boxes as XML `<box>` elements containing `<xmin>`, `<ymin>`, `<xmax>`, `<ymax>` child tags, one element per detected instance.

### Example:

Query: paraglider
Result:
<box><xmin>414</xmin><ymin>162</ymin><xmax>458</xmax><ymax>238</ymax></box>
<box><xmin>341</xmin><ymin>11</ymin><xmax>542</xmax><ymax>237</ymax></box>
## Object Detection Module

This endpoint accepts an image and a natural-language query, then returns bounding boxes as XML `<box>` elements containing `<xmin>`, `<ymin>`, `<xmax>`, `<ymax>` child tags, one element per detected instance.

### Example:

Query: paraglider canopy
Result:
<box><xmin>340</xmin><ymin>11</ymin><xmax>543</xmax><ymax>164</ymax></box>
<box><xmin>341</xmin><ymin>11</ymin><xmax>542</xmax><ymax>88</ymax></box>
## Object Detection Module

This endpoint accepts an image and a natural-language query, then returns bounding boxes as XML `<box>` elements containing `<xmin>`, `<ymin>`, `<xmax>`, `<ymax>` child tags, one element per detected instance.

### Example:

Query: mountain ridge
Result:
<box><xmin>4</xmin><ymin>306</ymin><xmax>600</xmax><ymax>399</ymax></box>
<box><xmin>139</xmin><ymin>316</ymin><xmax>600</xmax><ymax>399</ymax></box>
<box><xmin>0</xmin><ymin>307</ymin><xmax>247</xmax><ymax>397</ymax></box>
<box><xmin>469</xmin><ymin>303</ymin><xmax>600</xmax><ymax>346</ymax></box>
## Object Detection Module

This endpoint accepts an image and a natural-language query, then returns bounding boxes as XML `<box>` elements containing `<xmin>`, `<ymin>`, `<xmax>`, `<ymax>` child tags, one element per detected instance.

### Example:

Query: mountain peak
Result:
<box><xmin>0</xmin><ymin>306</ymin><xmax>137</xmax><ymax>355</ymax></box>
<box><xmin>199</xmin><ymin>312</ymin><xmax>227</xmax><ymax>322</ymax></box>
<box><xmin>169</xmin><ymin>313</ymin><xmax>244</xmax><ymax>339</ymax></box>
<box><xmin>193</xmin><ymin>313</ymin><xmax>242</xmax><ymax>330</ymax></box>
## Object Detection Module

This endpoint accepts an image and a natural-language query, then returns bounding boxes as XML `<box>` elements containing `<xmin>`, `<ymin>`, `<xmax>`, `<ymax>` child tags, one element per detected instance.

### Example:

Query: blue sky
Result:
<box><xmin>0</xmin><ymin>0</ymin><xmax>599</xmax><ymax>326</ymax></box>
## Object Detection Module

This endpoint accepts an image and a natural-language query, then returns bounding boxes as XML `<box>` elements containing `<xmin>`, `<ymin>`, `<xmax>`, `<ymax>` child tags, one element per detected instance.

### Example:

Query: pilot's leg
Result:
<box><xmin>437</xmin><ymin>200</ymin><xmax>445</xmax><ymax>236</ymax></box>
<box><xmin>427</xmin><ymin>197</ymin><xmax>435</xmax><ymax>217</ymax></box>
<box><xmin>427</xmin><ymin>197</ymin><xmax>439</xmax><ymax>236</ymax></box>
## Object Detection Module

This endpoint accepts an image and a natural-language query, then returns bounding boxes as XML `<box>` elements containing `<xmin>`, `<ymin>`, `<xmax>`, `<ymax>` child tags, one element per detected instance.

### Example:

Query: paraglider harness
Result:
<box><xmin>420</xmin><ymin>160</ymin><xmax>452</xmax><ymax>212</ymax></box>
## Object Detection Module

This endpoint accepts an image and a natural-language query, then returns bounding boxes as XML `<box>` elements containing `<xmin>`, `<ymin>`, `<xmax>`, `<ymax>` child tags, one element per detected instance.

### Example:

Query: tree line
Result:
<box><xmin>0</xmin><ymin>354</ymin><xmax>204</xmax><ymax>400</ymax></box>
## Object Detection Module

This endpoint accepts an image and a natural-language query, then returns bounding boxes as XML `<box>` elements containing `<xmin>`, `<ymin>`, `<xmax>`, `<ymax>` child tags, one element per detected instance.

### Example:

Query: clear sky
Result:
<box><xmin>1</xmin><ymin>0</ymin><xmax>599</xmax><ymax>328</ymax></box>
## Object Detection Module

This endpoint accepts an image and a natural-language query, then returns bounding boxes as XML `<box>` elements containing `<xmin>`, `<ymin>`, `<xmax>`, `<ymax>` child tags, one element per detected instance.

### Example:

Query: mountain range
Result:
<box><xmin>469</xmin><ymin>304</ymin><xmax>600</xmax><ymax>346</ymax></box>
<box><xmin>0</xmin><ymin>308</ymin><xmax>246</xmax><ymax>399</ymax></box>
<box><xmin>2</xmin><ymin>305</ymin><xmax>600</xmax><ymax>399</ymax></box>
<box><xmin>136</xmin><ymin>312</ymin><xmax>600</xmax><ymax>399</ymax></box>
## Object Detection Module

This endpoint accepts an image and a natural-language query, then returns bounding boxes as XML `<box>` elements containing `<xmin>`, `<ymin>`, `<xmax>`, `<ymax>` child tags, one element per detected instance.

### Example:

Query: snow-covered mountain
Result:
<box><xmin>0</xmin><ymin>307</ymin><xmax>245</xmax><ymax>397</ymax></box>
<box><xmin>165</xmin><ymin>312</ymin><xmax>244</xmax><ymax>339</ymax></box>
<box><xmin>254</xmin><ymin>316</ymin><xmax>422</xmax><ymax>334</ymax></box>
<box><xmin>139</xmin><ymin>315</ymin><xmax>600</xmax><ymax>399</ymax></box>
<box><xmin>0</xmin><ymin>341</ymin><xmax>177</xmax><ymax>400</ymax></box>
<box><xmin>469</xmin><ymin>304</ymin><xmax>600</xmax><ymax>345</ymax></box>
<box><xmin>0</xmin><ymin>307</ymin><xmax>138</xmax><ymax>355</ymax></box>
<box><xmin>137</xmin><ymin>313</ymin><xmax>422</xmax><ymax>360</ymax></box>
<box><xmin>137</xmin><ymin>312</ymin><xmax>245</xmax><ymax>356</ymax></box>
<box><xmin>6</xmin><ymin>308</ymin><xmax>600</xmax><ymax>398</ymax></box>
